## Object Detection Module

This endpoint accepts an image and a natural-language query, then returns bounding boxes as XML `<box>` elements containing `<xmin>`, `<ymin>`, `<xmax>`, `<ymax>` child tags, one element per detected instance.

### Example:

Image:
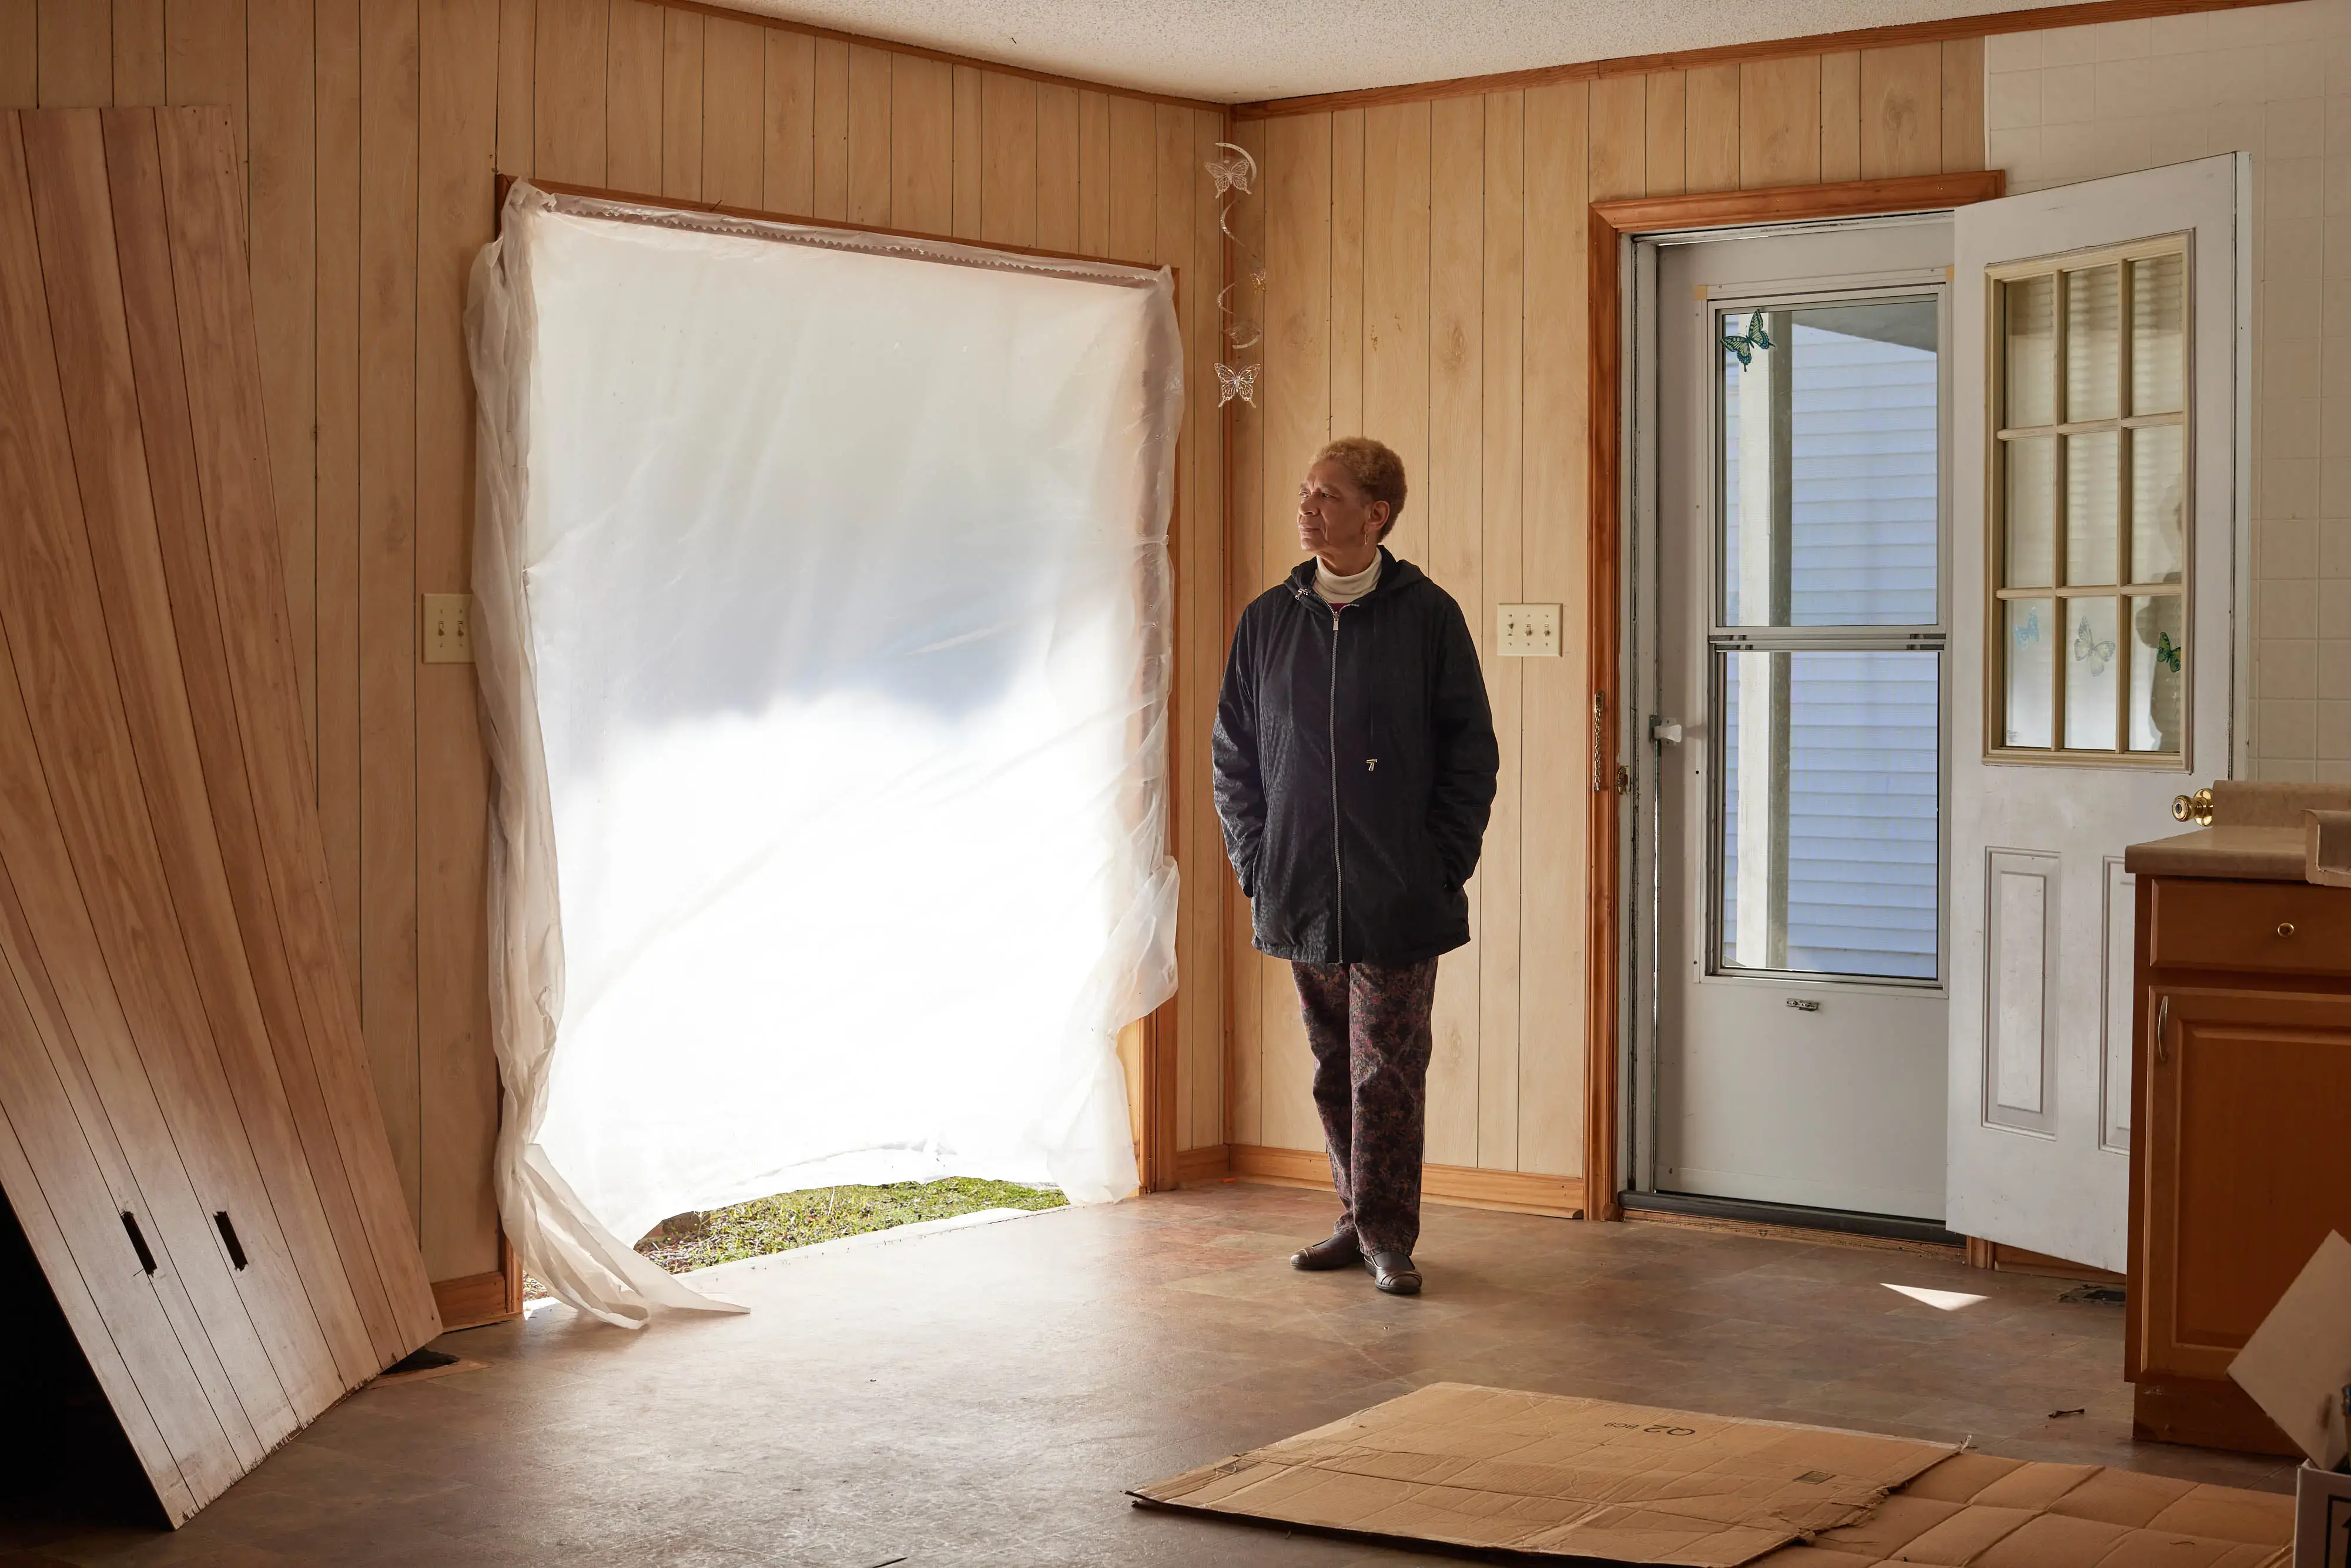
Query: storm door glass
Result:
<box><xmin>1713</xmin><ymin>298</ymin><xmax>1943</xmax><ymax>983</ymax></box>
<box><xmin>1990</xmin><ymin>244</ymin><xmax>2187</xmax><ymax>759</ymax></box>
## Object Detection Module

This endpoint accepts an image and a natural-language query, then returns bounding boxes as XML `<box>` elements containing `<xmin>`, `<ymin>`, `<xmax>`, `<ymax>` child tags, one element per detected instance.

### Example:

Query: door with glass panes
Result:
<box><xmin>1650</xmin><ymin>219</ymin><xmax>1953</xmax><ymax>1222</ymax></box>
<box><xmin>1947</xmin><ymin>155</ymin><xmax>2244</xmax><ymax>1275</ymax></box>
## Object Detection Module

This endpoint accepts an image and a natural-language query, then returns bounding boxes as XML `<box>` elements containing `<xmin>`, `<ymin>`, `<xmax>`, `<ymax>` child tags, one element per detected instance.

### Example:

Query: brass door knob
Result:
<box><xmin>2172</xmin><ymin>788</ymin><xmax>2214</xmax><ymax>825</ymax></box>
<box><xmin>2276</xmin><ymin>922</ymin><xmax>2297</xmax><ymax>938</ymax></box>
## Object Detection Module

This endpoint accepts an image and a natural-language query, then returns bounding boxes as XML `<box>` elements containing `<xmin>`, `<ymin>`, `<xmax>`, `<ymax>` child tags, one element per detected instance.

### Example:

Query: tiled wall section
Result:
<box><xmin>1988</xmin><ymin>1</ymin><xmax>2351</xmax><ymax>780</ymax></box>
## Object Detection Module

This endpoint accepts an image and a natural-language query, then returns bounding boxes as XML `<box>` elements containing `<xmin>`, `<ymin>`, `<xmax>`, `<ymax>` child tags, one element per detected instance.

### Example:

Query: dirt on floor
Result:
<box><xmin>523</xmin><ymin>1178</ymin><xmax>1069</xmax><ymax>1298</ymax></box>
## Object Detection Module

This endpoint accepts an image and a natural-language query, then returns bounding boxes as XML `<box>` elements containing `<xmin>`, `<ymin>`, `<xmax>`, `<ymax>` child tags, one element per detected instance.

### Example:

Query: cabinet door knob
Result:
<box><xmin>2276</xmin><ymin>922</ymin><xmax>2297</xmax><ymax>938</ymax></box>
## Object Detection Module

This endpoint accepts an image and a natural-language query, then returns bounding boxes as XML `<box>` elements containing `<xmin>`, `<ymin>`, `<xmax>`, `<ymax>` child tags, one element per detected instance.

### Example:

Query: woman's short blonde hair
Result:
<box><xmin>1315</xmin><ymin>437</ymin><xmax>1408</xmax><ymax>539</ymax></box>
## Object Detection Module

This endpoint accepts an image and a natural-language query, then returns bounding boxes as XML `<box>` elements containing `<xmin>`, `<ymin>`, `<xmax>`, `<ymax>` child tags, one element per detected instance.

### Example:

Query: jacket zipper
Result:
<box><xmin>1328</xmin><ymin>602</ymin><xmax>1345</xmax><ymax>963</ymax></box>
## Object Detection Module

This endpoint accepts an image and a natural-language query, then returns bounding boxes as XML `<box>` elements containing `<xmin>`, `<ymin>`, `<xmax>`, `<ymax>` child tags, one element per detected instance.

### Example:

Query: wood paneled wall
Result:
<box><xmin>1228</xmin><ymin>43</ymin><xmax>1987</xmax><ymax>1178</ymax></box>
<box><xmin>1</xmin><ymin>0</ymin><xmax>1232</xmax><ymax>1281</ymax></box>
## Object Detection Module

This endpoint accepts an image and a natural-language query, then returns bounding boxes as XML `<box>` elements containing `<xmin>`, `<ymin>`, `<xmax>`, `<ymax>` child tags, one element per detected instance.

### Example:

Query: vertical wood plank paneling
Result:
<box><xmin>1076</xmin><ymin>86</ymin><xmax>1107</xmax><ymax>256</ymax></box>
<box><xmin>1643</xmin><ymin>72</ymin><xmax>1683</xmax><ymax>198</ymax></box>
<box><xmin>1518</xmin><ymin>77</ymin><xmax>1586</xmax><ymax>1178</ymax></box>
<box><xmin>1034</xmin><ymin>81</ymin><xmax>1076</xmax><ymax>250</ymax></box>
<box><xmin>1155</xmin><ymin>98</ymin><xmax>1191</xmax><ymax>1147</ymax></box>
<box><xmin>1256</xmin><ymin>110</ymin><xmax>1328</xmax><ymax>1155</ymax></box>
<box><xmin>1188</xmin><ymin>105</ymin><xmax>1224</xmax><ymax>1152</ymax></box>
<box><xmin>1820</xmin><ymin>50</ymin><xmax>1861</xmax><ymax>183</ymax></box>
<box><xmin>1425</xmin><ymin>92</ymin><xmax>1482</xmax><ymax>1170</ymax></box>
<box><xmin>701</xmin><ymin>16</ymin><xmax>761</xmax><ymax>208</ymax></box>
<box><xmin>493</xmin><ymin>0</ymin><xmax>530</xmax><ymax>175</ymax></box>
<box><xmin>416</xmin><ymin>0</ymin><xmax>500</xmax><ymax>1282</ymax></box>
<box><xmin>1859</xmin><ymin>42</ymin><xmax>1941</xmax><ymax>180</ymax></box>
<box><xmin>949</xmin><ymin>63</ymin><xmax>979</xmax><ymax>237</ymax></box>
<box><xmin>760</xmin><ymin>28</ymin><xmax>812</xmax><ymax>214</ymax></box>
<box><xmin>113</xmin><ymin>0</ymin><xmax>165</xmax><ymax>104</ymax></box>
<box><xmin>1361</xmin><ymin>100</ymin><xmax>1428</xmax><ymax>567</ymax></box>
<box><xmin>1478</xmin><ymin>86</ymin><xmax>1524</xmax><ymax>1171</ymax></box>
<box><xmin>1226</xmin><ymin>112</ymin><xmax>1267</xmax><ymax>1150</ymax></box>
<box><xmin>604</xmin><ymin>0</ymin><xmax>661</xmax><ymax>195</ymax></box>
<box><xmin>315</xmin><ymin>0</ymin><xmax>360</xmax><ymax>977</ymax></box>
<box><xmin>1942</xmin><ymin>37</ymin><xmax>1985</xmax><ymax>173</ymax></box>
<box><xmin>1739</xmin><ymin>55</ymin><xmax>1820</xmax><ymax>188</ymax></box>
<box><xmin>359</xmin><ymin>0</ymin><xmax>423</xmax><ymax>1218</ymax></box>
<box><xmin>889</xmin><ymin>52</ymin><xmax>949</xmax><ymax>234</ymax></box>
<box><xmin>979</xmin><ymin>70</ymin><xmax>1034</xmax><ymax>246</ymax></box>
<box><xmin>1</xmin><ymin>2</ymin><xmax>38</xmax><ymax>104</ymax></box>
<box><xmin>658</xmin><ymin>8</ymin><xmax>701</xmax><ymax>199</ymax></box>
<box><xmin>38</xmin><ymin>0</ymin><xmax>113</xmax><ymax>104</ymax></box>
<box><xmin>809</xmin><ymin>34</ymin><xmax>846</xmax><ymax>219</ymax></box>
<box><xmin>1107</xmin><ymin>92</ymin><xmax>1153</xmax><ymax>263</ymax></box>
<box><xmin>1327</xmin><ymin>106</ymin><xmax>1361</xmax><ymax>440</ymax></box>
<box><xmin>844</xmin><ymin>41</ymin><xmax>888</xmax><ymax>225</ymax></box>
<box><xmin>164</xmin><ymin>0</ymin><xmax>243</xmax><ymax>172</ymax></box>
<box><xmin>1684</xmin><ymin>63</ymin><xmax>1737</xmax><ymax>193</ymax></box>
<box><xmin>1587</xmin><ymin>73</ymin><xmax>1643</xmax><ymax>202</ymax></box>
<box><xmin>247</xmin><ymin>0</ymin><xmax>314</xmax><ymax>753</ymax></box>
<box><xmin>531</xmin><ymin>0</ymin><xmax>603</xmax><ymax>185</ymax></box>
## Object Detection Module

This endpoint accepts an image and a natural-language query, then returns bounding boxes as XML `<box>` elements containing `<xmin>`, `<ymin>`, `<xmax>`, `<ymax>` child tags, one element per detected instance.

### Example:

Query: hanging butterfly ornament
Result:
<box><xmin>1208</xmin><ymin>141</ymin><xmax>1264</xmax><ymax>407</ymax></box>
<box><xmin>1720</xmin><ymin>313</ymin><xmax>1773</xmax><ymax>368</ymax></box>
<box><xmin>2073</xmin><ymin>616</ymin><xmax>2117</xmax><ymax>674</ymax></box>
<box><xmin>2155</xmin><ymin>630</ymin><xmax>2183</xmax><ymax>674</ymax></box>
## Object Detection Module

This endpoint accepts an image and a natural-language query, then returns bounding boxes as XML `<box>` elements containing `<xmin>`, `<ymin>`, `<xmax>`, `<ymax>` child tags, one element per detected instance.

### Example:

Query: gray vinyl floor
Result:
<box><xmin>0</xmin><ymin>1182</ymin><xmax>2301</xmax><ymax>1567</ymax></box>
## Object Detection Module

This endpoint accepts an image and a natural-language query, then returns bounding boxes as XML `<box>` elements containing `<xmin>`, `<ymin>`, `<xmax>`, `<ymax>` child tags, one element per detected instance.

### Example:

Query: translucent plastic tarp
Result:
<box><xmin>467</xmin><ymin>183</ymin><xmax>1182</xmax><ymax>1327</ymax></box>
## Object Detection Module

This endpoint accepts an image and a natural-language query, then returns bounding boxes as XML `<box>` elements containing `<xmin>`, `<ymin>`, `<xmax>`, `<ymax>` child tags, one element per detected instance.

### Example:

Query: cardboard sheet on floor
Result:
<box><xmin>1130</xmin><ymin>1383</ymin><xmax>1958</xmax><ymax>1563</ymax></box>
<box><xmin>1754</xmin><ymin>1449</ymin><xmax>2294</xmax><ymax>1568</ymax></box>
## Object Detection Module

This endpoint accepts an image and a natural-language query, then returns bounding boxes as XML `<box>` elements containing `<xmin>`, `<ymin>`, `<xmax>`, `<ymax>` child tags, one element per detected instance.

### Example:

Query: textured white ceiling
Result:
<box><xmin>726</xmin><ymin>0</ymin><xmax>2091</xmax><ymax>104</ymax></box>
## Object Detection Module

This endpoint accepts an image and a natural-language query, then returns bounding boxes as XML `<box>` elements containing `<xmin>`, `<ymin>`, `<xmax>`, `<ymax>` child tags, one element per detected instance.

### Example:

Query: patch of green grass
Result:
<box><xmin>632</xmin><ymin>1177</ymin><xmax>1067</xmax><ymax>1274</ymax></box>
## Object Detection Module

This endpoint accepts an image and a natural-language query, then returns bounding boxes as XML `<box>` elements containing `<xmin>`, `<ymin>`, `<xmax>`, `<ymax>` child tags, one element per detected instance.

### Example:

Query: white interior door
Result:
<box><xmin>1947</xmin><ymin>155</ymin><xmax>2248</xmax><ymax>1272</ymax></box>
<box><xmin>1647</xmin><ymin>219</ymin><xmax>1954</xmax><ymax>1222</ymax></box>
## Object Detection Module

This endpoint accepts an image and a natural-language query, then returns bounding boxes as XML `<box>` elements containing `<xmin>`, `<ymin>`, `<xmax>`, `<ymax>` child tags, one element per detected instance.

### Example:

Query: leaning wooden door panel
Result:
<box><xmin>142</xmin><ymin>106</ymin><xmax>443</xmax><ymax>1356</ymax></box>
<box><xmin>0</xmin><ymin>879</ymin><xmax>233</xmax><ymax>1522</ymax></box>
<box><xmin>2140</xmin><ymin>984</ymin><xmax>2351</xmax><ymax>1382</ymax></box>
<box><xmin>0</xmin><ymin>113</ymin><xmax>299</xmax><ymax>1456</ymax></box>
<box><xmin>21</xmin><ymin>108</ymin><xmax>381</xmax><ymax>1393</ymax></box>
<box><xmin>0</xmin><ymin>114</ymin><xmax>341</xmax><ymax>1438</ymax></box>
<box><xmin>0</xmin><ymin>106</ymin><xmax>441</xmax><ymax>1525</ymax></box>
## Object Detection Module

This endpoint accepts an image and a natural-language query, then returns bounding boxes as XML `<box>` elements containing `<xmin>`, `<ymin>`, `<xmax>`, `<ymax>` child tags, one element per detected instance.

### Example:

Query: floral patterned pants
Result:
<box><xmin>1291</xmin><ymin>958</ymin><xmax>1440</xmax><ymax>1257</ymax></box>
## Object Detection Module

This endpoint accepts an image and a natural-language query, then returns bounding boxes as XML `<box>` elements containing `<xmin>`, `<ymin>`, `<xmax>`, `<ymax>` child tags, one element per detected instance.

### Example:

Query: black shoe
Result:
<box><xmin>1290</xmin><ymin>1231</ymin><xmax>1362</xmax><ymax>1271</ymax></box>
<box><xmin>1365</xmin><ymin>1250</ymin><xmax>1421</xmax><ymax>1295</ymax></box>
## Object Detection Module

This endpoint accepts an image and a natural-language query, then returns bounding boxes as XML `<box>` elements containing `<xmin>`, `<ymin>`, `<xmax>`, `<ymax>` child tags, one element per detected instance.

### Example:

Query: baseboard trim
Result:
<box><xmin>1175</xmin><ymin>1144</ymin><xmax>1230</xmax><ymax>1185</ymax></box>
<box><xmin>1225</xmin><ymin>1144</ymin><xmax>1586</xmax><ymax>1219</ymax></box>
<box><xmin>1622</xmin><ymin>1190</ymin><xmax>1962</xmax><ymax>1249</ymax></box>
<box><xmin>1964</xmin><ymin>1237</ymin><xmax>2126</xmax><ymax>1285</ymax></box>
<box><xmin>432</xmin><ymin>1238</ymin><xmax>524</xmax><ymax>1332</ymax></box>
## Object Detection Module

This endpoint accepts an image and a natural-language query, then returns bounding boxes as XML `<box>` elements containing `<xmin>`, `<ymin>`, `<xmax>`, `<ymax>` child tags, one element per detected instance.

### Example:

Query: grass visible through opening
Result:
<box><xmin>522</xmin><ymin>1178</ymin><xmax>1067</xmax><ymax>1299</ymax></box>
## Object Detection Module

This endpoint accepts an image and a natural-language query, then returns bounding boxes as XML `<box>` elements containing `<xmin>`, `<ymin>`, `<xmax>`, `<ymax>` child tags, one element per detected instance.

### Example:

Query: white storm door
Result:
<box><xmin>1948</xmin><ymin>154</ymin><xmax>2248</xmax><ymax>1273</ymax></box>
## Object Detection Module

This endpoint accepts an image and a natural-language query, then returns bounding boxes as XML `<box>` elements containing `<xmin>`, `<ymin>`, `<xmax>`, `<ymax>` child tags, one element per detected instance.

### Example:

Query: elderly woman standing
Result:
<box><xmin>1211</xmin><ymin>437</ymin><xmax>1498</xmax><ymax>1296</ymax></box>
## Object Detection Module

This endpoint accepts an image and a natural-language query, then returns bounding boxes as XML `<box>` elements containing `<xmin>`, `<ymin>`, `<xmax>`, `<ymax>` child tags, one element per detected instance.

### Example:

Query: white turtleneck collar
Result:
<box><xmin>1313</xmin><ymin>553</ymin><xmax>1382</xmax><ymax>607</ymax></box>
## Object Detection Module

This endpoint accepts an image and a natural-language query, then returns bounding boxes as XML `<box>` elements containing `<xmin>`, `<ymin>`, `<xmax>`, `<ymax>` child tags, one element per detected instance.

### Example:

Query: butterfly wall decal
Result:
<box><xmin>2015</xmin><ymin>609</ymin><xmax>2041</xmax><ymax>645</ymax></box>
<box><xmin>2155</xmin><ymin>631</ymin><xmax>2182</xmax><ymax>674</ymax></box>
<box><xmin>1721</xmin><ymin>313</ymin><xmax>1773</xmax><ymax>367</ymax></box>
<box><xmin>2073</xmin><ymin>617</ymin><xmax>2116</xmax><ymax>674</ymax></box>
<box><xmin>1216</xmin><ymin>362</ymin><xmax>1258</xmax><ymax>408</ymax></box>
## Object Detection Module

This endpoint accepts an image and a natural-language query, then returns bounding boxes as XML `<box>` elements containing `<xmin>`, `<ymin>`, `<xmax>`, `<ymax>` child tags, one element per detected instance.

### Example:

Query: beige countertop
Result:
<box><xmin>2123</xmin><ymin>825</ymin><xmax>2312</xmax><ymax>882</ymax></box>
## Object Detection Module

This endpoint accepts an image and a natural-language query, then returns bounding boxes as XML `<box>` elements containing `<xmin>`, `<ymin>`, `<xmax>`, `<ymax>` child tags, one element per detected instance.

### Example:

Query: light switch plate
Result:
<box><xmin>423</xmin><ymin>594</ymin><xmax>473</xmax><ymax>664</ymax></box>
<box><xmin>1496</xmin><ymin>603</ymin><xmax>1560</xmax><ymax>657</ymax></box>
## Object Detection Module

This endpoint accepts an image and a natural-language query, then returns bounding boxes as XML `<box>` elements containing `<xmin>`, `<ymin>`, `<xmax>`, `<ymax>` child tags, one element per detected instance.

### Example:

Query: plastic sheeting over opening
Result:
<box><xmin>467</xmin><ymin>184</ymin><xmax>1183</xmax><ymax>1327</ymax></box>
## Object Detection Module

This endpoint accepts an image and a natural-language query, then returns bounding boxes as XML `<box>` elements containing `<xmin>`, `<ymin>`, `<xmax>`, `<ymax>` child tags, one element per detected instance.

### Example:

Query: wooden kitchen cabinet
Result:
<box><xmin>2125</xmin><ymin>870</ymin><xmax>2351</xmax><ymax>1455</ymax></box>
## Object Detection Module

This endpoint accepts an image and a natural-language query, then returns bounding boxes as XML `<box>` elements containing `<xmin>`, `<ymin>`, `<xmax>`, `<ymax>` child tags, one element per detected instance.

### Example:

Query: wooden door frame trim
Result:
<box><xmin>1582</xmin><ymin>168</ymin><xmax>2007</xmax><ymax>1222</ymax></box>
<box><xmin>1233</xmin><ymin>0</ymin><xmax>2279</xmax><ymax>119</ymax></box>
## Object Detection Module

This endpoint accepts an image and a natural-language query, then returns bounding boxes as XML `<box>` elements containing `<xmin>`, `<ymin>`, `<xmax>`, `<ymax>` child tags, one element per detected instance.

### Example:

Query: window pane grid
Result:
<box><xmin>1990</xmin><ymin>244</ymin><xmax>2186</xmax><ymax>762</ymax></box>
